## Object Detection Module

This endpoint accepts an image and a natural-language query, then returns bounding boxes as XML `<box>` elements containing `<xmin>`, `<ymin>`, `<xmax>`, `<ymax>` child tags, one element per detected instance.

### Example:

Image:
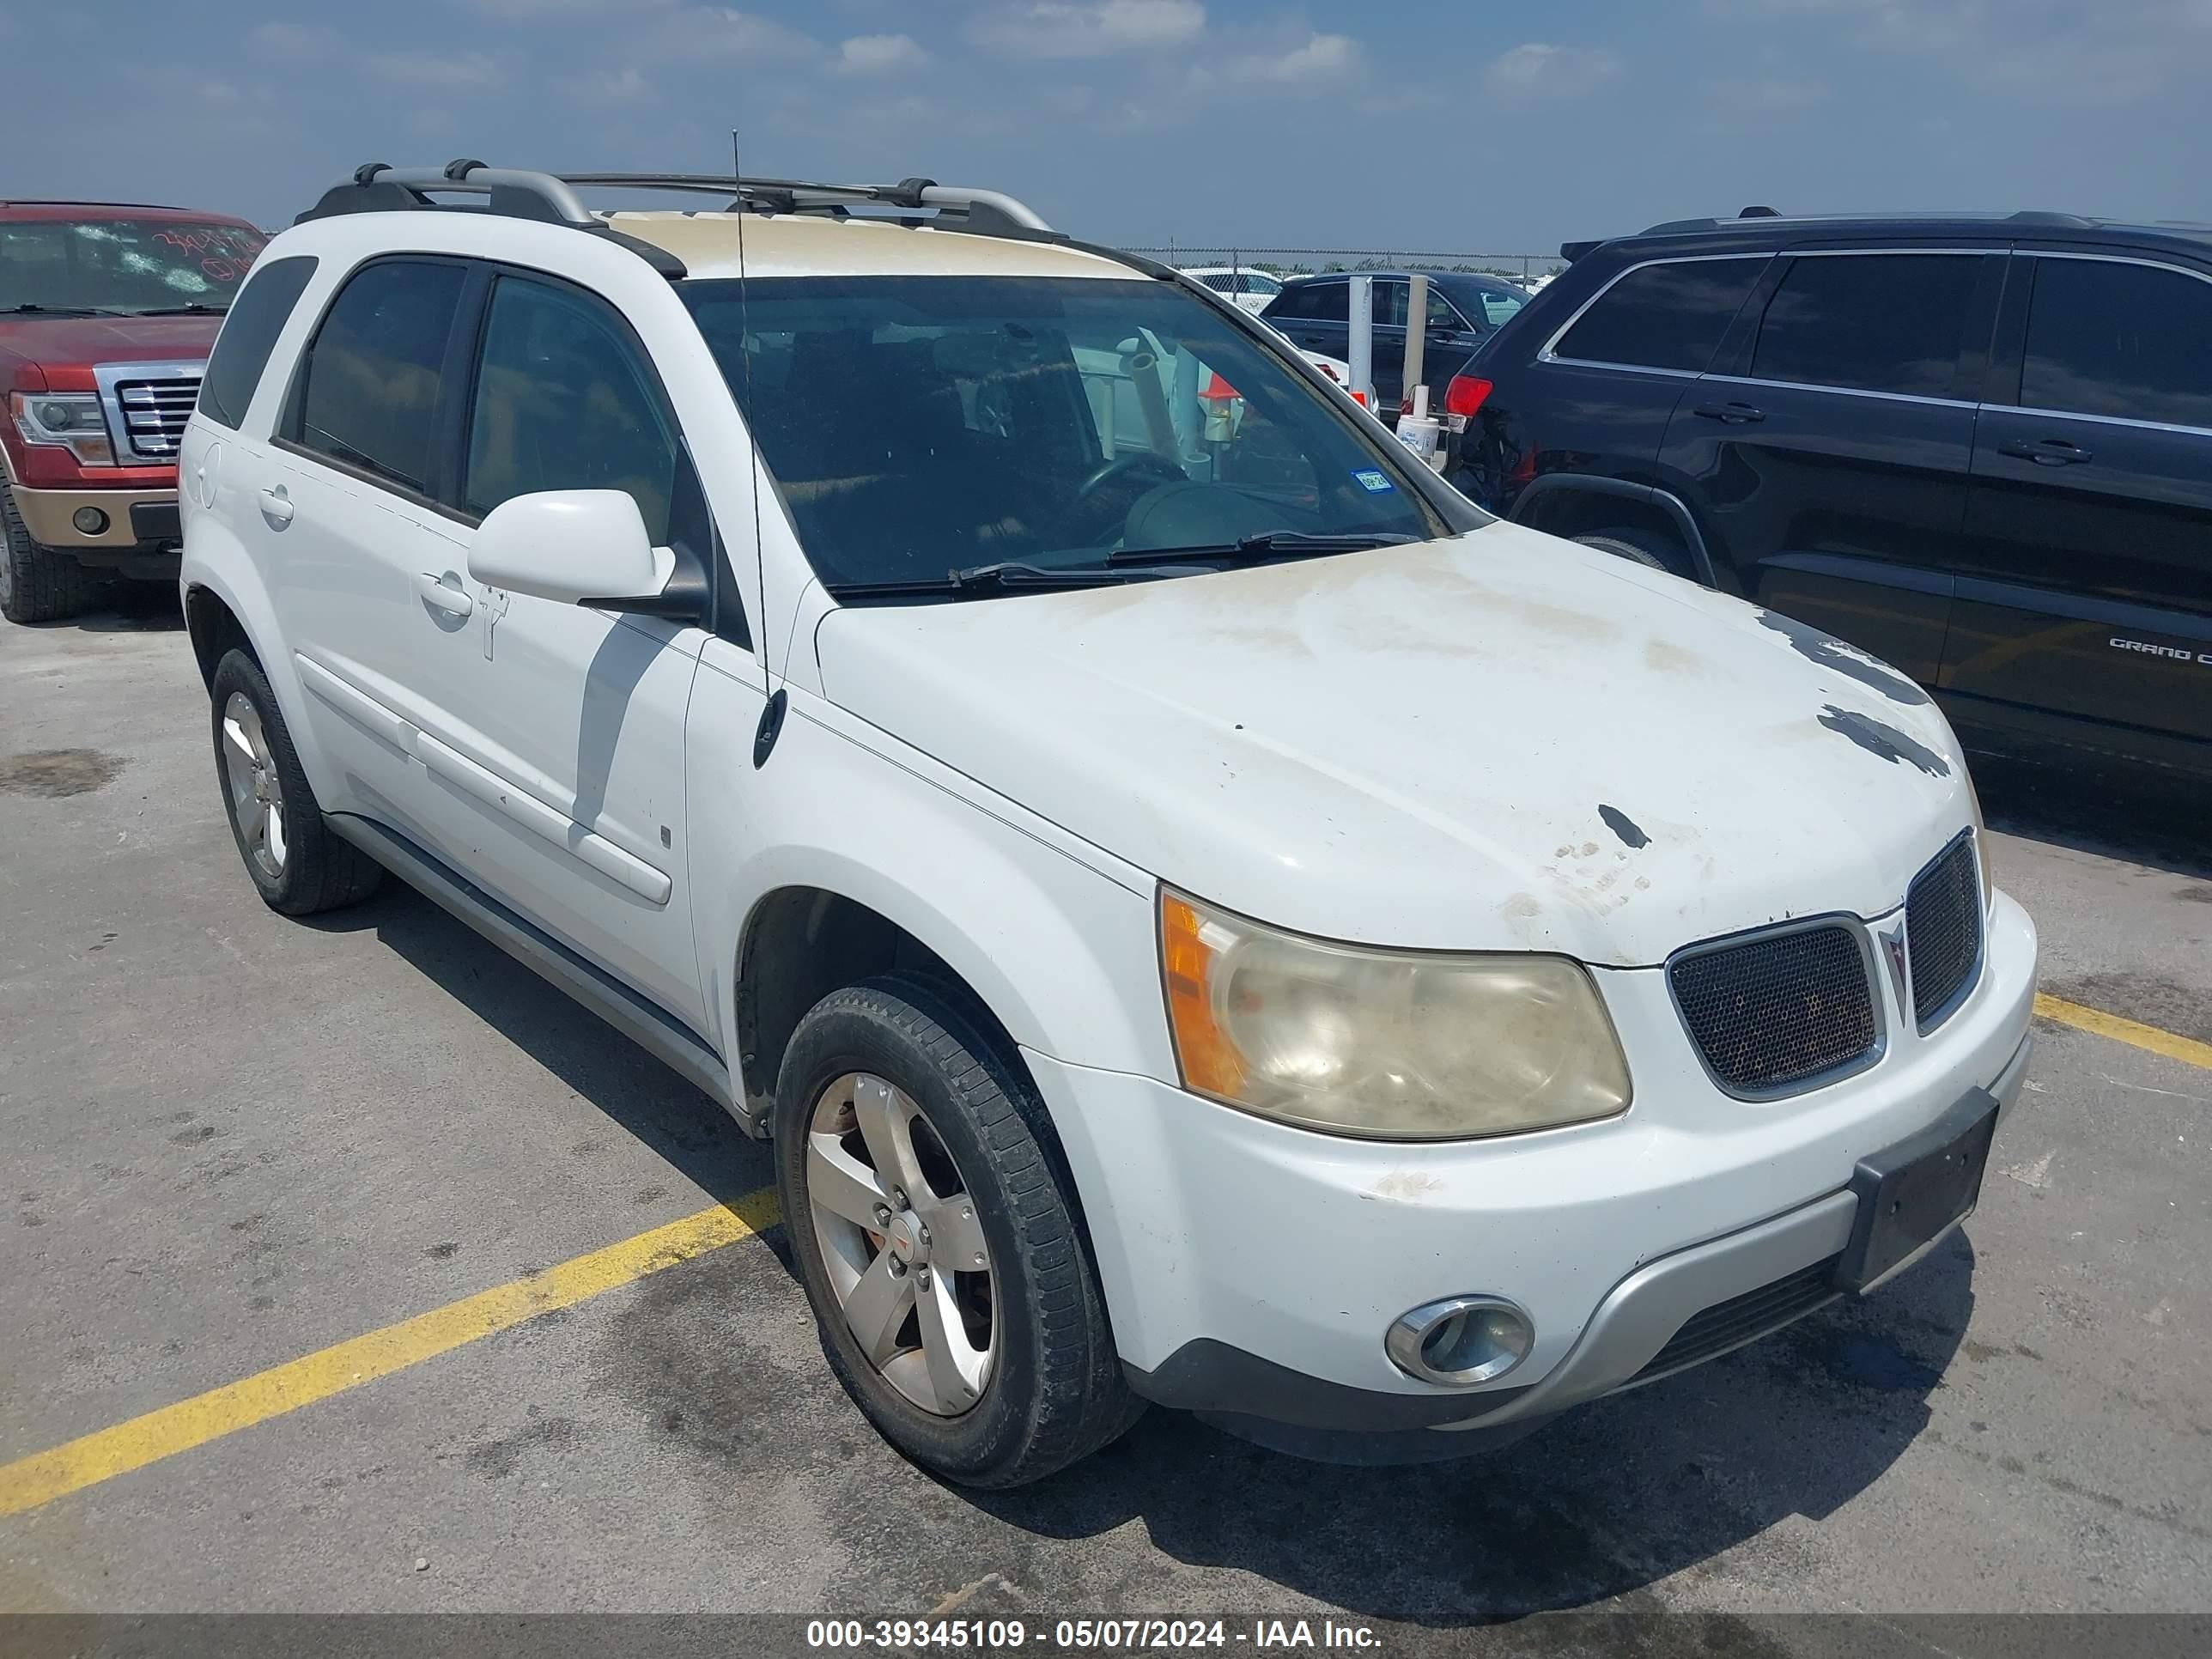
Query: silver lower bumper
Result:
<box><xmin>1437</xmin><ymin>1030</ymin><xmax>2035</xmax><ymax>1433</ymax></box>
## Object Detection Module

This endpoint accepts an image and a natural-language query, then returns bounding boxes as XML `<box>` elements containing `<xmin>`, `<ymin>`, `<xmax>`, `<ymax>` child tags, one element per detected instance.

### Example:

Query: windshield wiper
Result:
<box><xmin>830</xmin><ymin>560</ymin><xmax>1147</xmax><ymax>599</ymax></box>
<box><xmin>1109</xmin><ymin>530</ymin><xmax>1419</xmax><ymax>566</ymax></box>
<box><xmin>3</xmin><ymin>304</ymin><xmax>131</xmax><ymax>317</ymax></box>
<box><xmin>125</xmin><ymin>303</ymin><xmax>228</xmax><ymax>316</ymax></box>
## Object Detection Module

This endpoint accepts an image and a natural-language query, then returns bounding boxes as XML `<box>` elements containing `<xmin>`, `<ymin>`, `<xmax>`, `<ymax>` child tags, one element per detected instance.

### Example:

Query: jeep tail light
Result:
<box><xmin>1444</xmin><ymin>375</ymin><xmax>1492</xmax><ymax>418</ymax></box>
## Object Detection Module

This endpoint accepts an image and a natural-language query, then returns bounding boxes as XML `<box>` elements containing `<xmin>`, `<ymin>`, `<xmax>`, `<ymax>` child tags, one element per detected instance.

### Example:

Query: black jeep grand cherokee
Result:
<box><xmin>1445</xmin><ymin>210</ymin><xmax>2212</xmax><ymax>779</ymax></box>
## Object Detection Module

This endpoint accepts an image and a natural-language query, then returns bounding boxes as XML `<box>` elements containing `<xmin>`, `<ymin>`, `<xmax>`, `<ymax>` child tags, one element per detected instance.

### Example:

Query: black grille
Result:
<box><xmin>1670</xmin><ymin>925</ymin><xmax>1877</xmax><ymax>1095</ymax></box>
<box><xmin>1906</xmin><ymin>836</ymin><xmax>1983</xmax><ymax>1030</ymax></box>
<box><xmin>115</xmin><ymin>377</ymin><xmax>199</xmax><ymax>458</ymax></box>
<box><xmin>1628</xmin><ymin>1255</ymin><xmax>1842</xmax><ymax>1385</ymax></box>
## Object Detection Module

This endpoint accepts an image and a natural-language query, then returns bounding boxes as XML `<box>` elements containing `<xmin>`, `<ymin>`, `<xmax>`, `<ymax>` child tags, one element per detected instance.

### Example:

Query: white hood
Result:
<box><xmin>812</xmin><ymin>520</ymin><xmax>1975</xmax><ymax>967</ymax></box>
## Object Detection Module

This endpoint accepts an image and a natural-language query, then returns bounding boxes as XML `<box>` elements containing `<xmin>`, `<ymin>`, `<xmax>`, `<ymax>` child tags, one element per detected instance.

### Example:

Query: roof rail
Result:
<box><xmin>296</xmin><ymin>161</ymin><xmax>1056</xmax><ymax>257</ymax></box>
<box><xmin>557</xmin><ymin>173</ymin><xmax>1057</xmax><ymax>239</ymax></box>
<box><xmin>1636</xmin><ymin>208</ymin><xmax>2101</xmax><ymax>237</ymax></box>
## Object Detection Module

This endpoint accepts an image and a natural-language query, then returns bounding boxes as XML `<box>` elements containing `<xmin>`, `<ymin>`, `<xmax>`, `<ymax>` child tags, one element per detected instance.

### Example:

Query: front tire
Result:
<box><xmin>775</xmin><ymin>975</ymin><xmax>1139</xmax><ymax>1487</ymax></box>
<box><xmin>209</xmin><ymin>648</ymin><xmax>384</xmax><ymax>916</ymax></box>
<box><xmin>1</xmin><ymin>483</ymin><xmax>100</xmax><ymax>624</ymax></box>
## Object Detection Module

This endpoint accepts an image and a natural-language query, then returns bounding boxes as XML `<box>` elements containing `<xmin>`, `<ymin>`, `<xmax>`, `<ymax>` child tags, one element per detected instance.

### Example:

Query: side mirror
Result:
<box><xmin>467</xmin><ymin>489</ymin><xmax>671</xmax><ymax>610</ymax></box>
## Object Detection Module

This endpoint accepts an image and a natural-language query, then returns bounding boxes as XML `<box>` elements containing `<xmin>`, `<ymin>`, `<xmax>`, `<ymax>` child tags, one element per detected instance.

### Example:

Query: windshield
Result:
<box><xmin>683</xmin><ymin>275</ymin><xmax>1450</xmax><ymax>596</ymax></box>
<box><xmin>0</xmin><ymin>218</ymin><xmax>266</xmax><ymax>314</ymax></box>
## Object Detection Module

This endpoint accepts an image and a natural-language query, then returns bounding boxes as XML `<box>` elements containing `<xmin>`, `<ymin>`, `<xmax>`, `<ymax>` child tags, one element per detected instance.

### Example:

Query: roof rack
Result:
<box><xmin>559</xmin><ymin>173</ymin><xmax>1058</xmax><ymax>240</ymax></box>
<box><xmin>1636</xmin><ymin>208</ymin><xmax>2100</xmax><ymax>236</ymax></box>
<box><xmin>295</xmin><ymin>161</ymin><xmax>1060</xmax><ymax>277</ymax></box>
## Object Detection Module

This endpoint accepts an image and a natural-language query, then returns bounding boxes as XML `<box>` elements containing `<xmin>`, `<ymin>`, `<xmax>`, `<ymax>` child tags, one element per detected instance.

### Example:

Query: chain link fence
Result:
<box><xmin>1121</xmin><ymin>246</ymin><xmax>1565</xmax><ymax>283</ymax></box>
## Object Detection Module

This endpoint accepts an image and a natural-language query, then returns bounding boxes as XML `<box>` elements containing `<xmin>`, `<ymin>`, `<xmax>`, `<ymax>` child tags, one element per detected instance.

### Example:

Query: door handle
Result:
<box><xmin>415</xmin><ymin>571</ymin><xmax>474</xmax><ymax>620</ymax></box>
<box><xmin>1996</xmin><ymin>437</ymin><xmax>2094</xmax><ymax>467</ymax></box>
<box><xmin>257</xmin><ymin>485</ymin><xmax>295</xmax><ymax>526</ymax></box>
<box><xmin>1692</xmin><ymin>402</ymin><xmax>1766</xmax><ymax>425</ymax></box>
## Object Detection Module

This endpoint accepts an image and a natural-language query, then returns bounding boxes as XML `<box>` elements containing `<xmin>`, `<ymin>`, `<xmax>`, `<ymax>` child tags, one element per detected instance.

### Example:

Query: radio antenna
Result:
<box><xmin>735</xmin><ymin>128</ymin><xmax>786</xmax><ymax>768</ymax></box>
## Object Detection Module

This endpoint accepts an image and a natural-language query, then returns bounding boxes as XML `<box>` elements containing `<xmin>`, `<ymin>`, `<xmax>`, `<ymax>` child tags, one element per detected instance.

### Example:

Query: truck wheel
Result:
<box><xmin>1</xmin><ymin>483</ymin><xmax>100</xmax><ymax>624</ymax></box>
<box><xmin>775</xmin><ymin>974</ymin><xmax>1139</xmax><ymax>1488</ymax></box>
<box><xmin>1575</xmin><ymin>526</ymin><xmax>1696</xmax><ymax>581</ymax></box>
<box><xmin>210</xmin><ymin>648</ymin><xmax>384</xmax><ymax>916</ymax></box>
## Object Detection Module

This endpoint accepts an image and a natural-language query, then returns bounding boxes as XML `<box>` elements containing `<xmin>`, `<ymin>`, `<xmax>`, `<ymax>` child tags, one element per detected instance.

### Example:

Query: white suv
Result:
<box><xmin>179</xmin><ymin>163</ymin><xmax>2038</xmax><ymax>1487</ymax></box>
<box><xmin>1179</xmin><ymin>264</ymin><xmax>1285</xmax><ymax>314</ymax></box>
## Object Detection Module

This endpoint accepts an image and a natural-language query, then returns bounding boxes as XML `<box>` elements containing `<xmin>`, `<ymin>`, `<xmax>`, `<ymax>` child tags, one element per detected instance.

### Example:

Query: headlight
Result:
<box><xmin>9</xmin><ymin>392</ymin><xmax>115</xmax><ymax>465</ymax></box>
<box><xmin>1158</xmin><ymin>888</ymin><xmax>1632</xmax><ymax>1140</ymax></box>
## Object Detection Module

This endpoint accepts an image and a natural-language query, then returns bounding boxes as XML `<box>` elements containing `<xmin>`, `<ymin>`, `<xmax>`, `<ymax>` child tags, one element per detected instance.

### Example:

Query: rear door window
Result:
<box><xmin>1553</xmin><ymin>258</ymin><xmax>1767</xmax><ymax>373</ymax></box>
<box><xmin>198</xmin><ymin>256</ymin><xmax>318</xmax><ymax>430</ymax></box>
<box><xmin>2018</xmin><ymin>257</ymin><xmax>2212</xmax><ymax>429</ymax></box>
<box><xmin>290</xmin><ymin>259</ymin><xmax>467</xmax><ymax>494</ymax></box>
<box><xmin>1272</xmin><ymin>282</ymin><xmax>1346</xmax><ymax>323</ymax></box>
<box><xmin>1749</xmin><ymin>253</ymin><xmax>1984</xmax><ymax>398</ymax></box>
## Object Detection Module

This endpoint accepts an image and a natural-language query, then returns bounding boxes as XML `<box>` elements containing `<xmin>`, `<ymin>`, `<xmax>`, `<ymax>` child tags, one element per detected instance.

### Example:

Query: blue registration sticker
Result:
<box><xmin>1352</xmin><ymin>469</ymin><xmax>1396</xmax><ymax>493</ymax></box>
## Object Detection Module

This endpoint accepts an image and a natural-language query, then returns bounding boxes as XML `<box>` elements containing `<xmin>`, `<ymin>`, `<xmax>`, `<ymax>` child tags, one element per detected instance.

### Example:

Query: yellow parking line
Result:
<box><xmin>2035</xmin><ymin>993</ymin><xmax>2212</xmax><ymax>1073</ymax></box>
<box><xmin>0</xmin><ymin>1186</ymin><xmax>781</xmax><ymax>1519</ymax></box>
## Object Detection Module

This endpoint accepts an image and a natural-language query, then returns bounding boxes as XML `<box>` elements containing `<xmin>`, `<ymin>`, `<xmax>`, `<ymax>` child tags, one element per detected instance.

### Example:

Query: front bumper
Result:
<box><xmin>1028</xmin><ymin>890</ymin><xmax>2038</xmax><ymax>1449</ymax></box>
<box><xmin>9</xmin><ymin>483</ymin><xmax>182</xmax><ymax>571</ymax></box>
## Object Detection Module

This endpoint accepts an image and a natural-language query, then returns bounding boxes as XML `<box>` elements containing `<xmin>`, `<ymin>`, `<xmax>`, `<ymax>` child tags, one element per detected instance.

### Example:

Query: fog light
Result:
<box><xmin>1386</xmin><ymin>1295</ymin><xmax>1533</xmax><ymax>1387</ymax></box>
<box><xmin>72</xmin><ymin>507</ymin><xmax>109</xmax><ymax>536</ymax></box>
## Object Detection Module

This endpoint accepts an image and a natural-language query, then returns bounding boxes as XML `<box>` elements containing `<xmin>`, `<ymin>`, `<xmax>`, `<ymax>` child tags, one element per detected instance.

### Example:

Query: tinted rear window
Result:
<box><xmin>198</xmin><ymin>256</ymin><xmax>318</xmax><ymax>430</ymax></box>
<box><xmin>1750</xmin><ymin>253</ymin><xmax>1984</xmax><ymax>398</ymax></box>
<box><xmin>292</xmin><ymin>260</ymin><xmax>466</xmax><ymax>494</ymax></box>
<box><xmin>2020</xmin><ymin>257</ymin><xmax>2212</xmax><ymax>429</ymax></box>
<box><xmin>1269</xmin><ymin>282</ymin><xmax>1346</xmax><ymax>323</ymax></box>
<box><xmin>1553</xmin><ymin>258</ymin><xmax>1767</xmax><ymax>373</ymax></box>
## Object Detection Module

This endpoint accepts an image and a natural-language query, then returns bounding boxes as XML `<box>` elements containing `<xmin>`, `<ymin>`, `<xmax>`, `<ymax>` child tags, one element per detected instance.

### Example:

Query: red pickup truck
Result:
<box><xmin>2</xmin><ymin>201</ymin><xmax>266</xmax><ymax>622</ymax></box>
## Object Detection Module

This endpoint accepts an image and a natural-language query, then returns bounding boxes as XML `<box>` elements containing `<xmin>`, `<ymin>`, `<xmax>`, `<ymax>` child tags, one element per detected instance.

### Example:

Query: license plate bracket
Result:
<box><xmin>1836</xmin><ymin>1089</ymin><xmax>1999</xmax><ymax>1294</ymax></box>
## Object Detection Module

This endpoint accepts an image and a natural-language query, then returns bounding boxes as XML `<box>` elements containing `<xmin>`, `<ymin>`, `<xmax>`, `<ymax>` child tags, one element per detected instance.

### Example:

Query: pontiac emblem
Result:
<box><xmin>1880</xmin><ymin>924</ymin><xmax>1910</xmax><ymax>1005</ymax></box>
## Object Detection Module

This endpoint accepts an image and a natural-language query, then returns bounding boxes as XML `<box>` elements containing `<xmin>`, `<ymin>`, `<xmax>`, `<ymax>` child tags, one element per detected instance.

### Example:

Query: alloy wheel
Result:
<box><xmin>806</xmin><ymin>1071</ymin><xmax>997</xmax><ymax>1415</ymax></box>
<box><xmin>220</xmin><ymin>691</ymin><xmax>288</xmax><ymax>880</ymax></box>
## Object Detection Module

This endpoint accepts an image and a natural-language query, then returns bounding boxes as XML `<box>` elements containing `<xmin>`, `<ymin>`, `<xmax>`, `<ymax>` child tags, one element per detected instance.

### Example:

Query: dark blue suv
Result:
<box><xmin>1446</xmin><ymin>211</ymin><xmax>2212</xmax><ymax>779</ymax></box>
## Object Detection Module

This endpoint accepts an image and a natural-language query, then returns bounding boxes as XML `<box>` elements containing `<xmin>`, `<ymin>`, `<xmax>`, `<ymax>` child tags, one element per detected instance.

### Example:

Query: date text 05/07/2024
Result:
<box><xmin>805</xmin><ymin>1617</ymin><xmax>1384</xmax><ymax>1650</ymax></box>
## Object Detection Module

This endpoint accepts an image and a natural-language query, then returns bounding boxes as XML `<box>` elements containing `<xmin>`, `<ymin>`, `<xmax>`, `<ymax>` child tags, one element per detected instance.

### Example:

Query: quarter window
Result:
<box><xmin>293</xmin><ymin>259</ymin><xmax>467</xmax><ymax>493</ymax></box>
<box><xmin>2019</xmin><ymin>258</ymin><xmax>2212</xmax><ymax>429</ymax></box>
<box><xmin>1749</xmin><ymin>253</ymin><xmax>1984</xmax><ymax>398</ymax></box>
<box><xmin>463</xmin><ymin>276</ymin><xmax>678</xmax><ymax>542</ymax></box>
<box><xmin>1553</xmin><ymin>258</ymin><xmax>1767</xmax><ymax>373</ymax></box>
<box><xmin>198</xmin><ymin>256</ymin><xmax>318</xmax><ymax>430</ymax></box>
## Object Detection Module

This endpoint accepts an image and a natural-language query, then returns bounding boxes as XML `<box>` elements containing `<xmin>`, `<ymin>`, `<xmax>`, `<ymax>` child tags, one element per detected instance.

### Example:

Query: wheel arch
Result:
<box><xmin>1510</xmin><ymin>472</ymin><xmax>1726</xmax><ymax>590</ymax></box>
<box><xmin>179</xmin><ymin>525</ymin><xmax>342</xmax><ymax>798</ymax></box>
<box><xmin>722</xmin><ymin>844</ymin><xmax>1169</xmax><ymax>1127</ymax></box>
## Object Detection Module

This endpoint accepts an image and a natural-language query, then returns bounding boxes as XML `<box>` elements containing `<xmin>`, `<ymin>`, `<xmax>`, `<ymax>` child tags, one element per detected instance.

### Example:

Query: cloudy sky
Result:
<box><xmin>8</xmin><ymin>1</ymin><xmax>2209</xmax><ymax>255</ymax></box>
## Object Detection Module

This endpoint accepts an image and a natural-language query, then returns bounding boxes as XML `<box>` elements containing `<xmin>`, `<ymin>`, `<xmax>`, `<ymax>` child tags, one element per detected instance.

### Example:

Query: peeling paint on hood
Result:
<box><xmin>813</xmin><ymin>520</ymin><xmax>1977</xmax><ymax>965</ymax></box>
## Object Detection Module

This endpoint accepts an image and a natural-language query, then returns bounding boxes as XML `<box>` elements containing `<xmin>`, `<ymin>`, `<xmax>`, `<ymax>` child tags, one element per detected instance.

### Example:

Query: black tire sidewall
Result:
<box><xmin>1</xmin><ymin>483</ymin><xmax>96</xmax><ymax>625</ymax></box>
<box><xmin>1575</xmin><ymin>527</ymin><xmax>1692</xmax><ymax>580</ymax></box>
<box><xmin>774</xmin><ymin>981</ymin><xmax>1070</xmax><ymax>1486</ymax></box>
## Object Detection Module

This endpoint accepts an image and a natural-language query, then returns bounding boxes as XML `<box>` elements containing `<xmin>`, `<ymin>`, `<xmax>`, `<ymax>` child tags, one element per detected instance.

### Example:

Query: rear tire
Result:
<box><xmin>209</xmin><ymin>648</ymin><xmax>384</xmax><ymax>916</ymax></box>
<box><xmin>1574</xmin><ymin>526</ymin><xmax>1696</xmax><ymax>581</ymax></box>
<box><xmin>775</xmin><ymin>973</ymin><xmax>1139</xmax><ymax>1488</ymax></box>
<box><xmin>1</xmin><ymin>483</ymin><xmax>100</xmax><ymax>624</ymax></box>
